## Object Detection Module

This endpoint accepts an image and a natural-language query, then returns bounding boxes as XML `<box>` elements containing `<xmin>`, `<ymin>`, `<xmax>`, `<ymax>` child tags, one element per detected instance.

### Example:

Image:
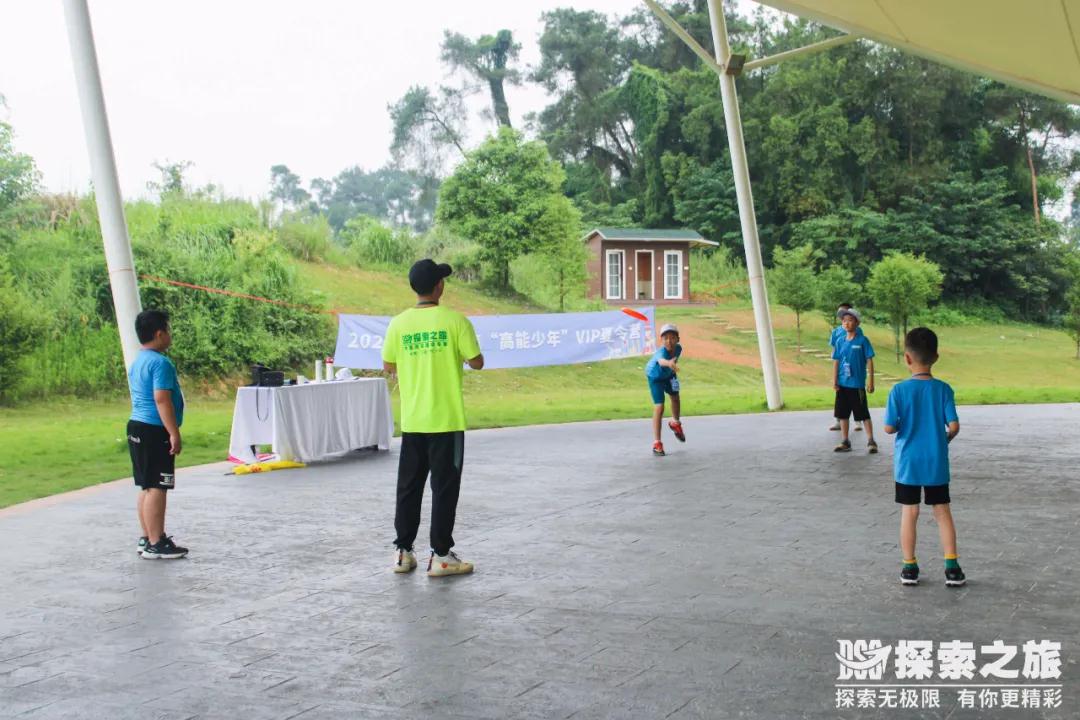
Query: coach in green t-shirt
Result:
<box><xmin>382</xmin><ymin>259</ymin><xmax>484</xmax><ymax>577</ymax></box>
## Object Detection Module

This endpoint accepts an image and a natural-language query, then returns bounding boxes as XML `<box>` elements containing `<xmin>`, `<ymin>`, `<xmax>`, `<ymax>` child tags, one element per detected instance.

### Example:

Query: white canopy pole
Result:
<box><xmin>62</xmin><ymin>0</ymin><xmax>142</xmax><ymax>370</ymax></box>
<box><xmin>705</xmin><ymin>0</ymin><xmax>783</xmax><ymax>410</ymax></box>
<box><xmin>743</xmin><ymin>34</ymin><xmax>859</xmax><ymax>71</ymax></box>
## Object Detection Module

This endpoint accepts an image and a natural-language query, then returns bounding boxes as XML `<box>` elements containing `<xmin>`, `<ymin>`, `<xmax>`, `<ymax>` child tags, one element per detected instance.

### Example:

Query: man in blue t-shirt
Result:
<box><xmin>828</xmin><ymin>303</ymin><xmax>862</xmax><ymax>433</ymax></box>
<box><xmin>884</xmin><ymin>327</ymin><xmax>964</xmax><ymax>587</ymax></box>
<box><xmin>127</xmin><ymin>309</ymin><xmax>188</xmax><ymax>560</ymax></box>
<box><xmin>644</xmin><ymin>323</ymin><xmax>685</xmax><ymax>456</ymax></box>
<box><xmin>831</xmin><ymin>309</ymin><xmax>877</xmax><ymax>453</ymax></box>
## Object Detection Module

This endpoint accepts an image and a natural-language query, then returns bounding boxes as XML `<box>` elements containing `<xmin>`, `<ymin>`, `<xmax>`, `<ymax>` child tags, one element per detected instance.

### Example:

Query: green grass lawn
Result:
<box><xmin>3</xmin><ymin>267</ymin><xmax>1079</xmax><ymax>508</ymax></box>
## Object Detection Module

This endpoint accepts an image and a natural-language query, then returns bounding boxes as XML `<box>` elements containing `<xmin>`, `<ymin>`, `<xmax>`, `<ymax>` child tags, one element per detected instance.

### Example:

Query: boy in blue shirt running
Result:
<box><xmin>828</xmin><ymin>303</ymin><xmax>862</xmax><ymax>434</ymax></box>
<box><xmin>645</xmin><ymin>324</ymin><xmax>684</xmax><ymax>456</ymax></box>
<box><xmin>884</xmin><ymin>327</ymin><xmax>964</xmax><ymax>587</ymax></box>
<box><xmin>831</xmin><ymin>309</ymin><xmax>877</xmax><ymax>453</ymax></box>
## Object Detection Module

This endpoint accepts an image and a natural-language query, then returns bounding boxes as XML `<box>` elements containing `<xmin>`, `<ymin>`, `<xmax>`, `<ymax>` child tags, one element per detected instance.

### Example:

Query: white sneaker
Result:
<box><xmin>828</xmin><ymin>422</ymin><xmax>841</xmax><ymax>431</ymax></box>
<box><xmin>854</xmin><ymin>422</ymin><xmax>864</xmax><ymax>432</ymax></box>
<box><xmin>427</xmin><ymin>550</ymin><xmax>474</xmax><ymax>577</ymax></box>
<box><xmin>393</xmin><ymin>548</ymin><xmax>417</xmax><ymax>573</ymax></box>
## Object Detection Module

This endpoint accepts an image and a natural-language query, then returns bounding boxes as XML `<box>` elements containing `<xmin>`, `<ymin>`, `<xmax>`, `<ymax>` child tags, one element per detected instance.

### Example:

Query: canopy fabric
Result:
<box><xmin>754</xmin><ymin>0</ymin><xmax>1080</xmax><ymax>105</ymax></box>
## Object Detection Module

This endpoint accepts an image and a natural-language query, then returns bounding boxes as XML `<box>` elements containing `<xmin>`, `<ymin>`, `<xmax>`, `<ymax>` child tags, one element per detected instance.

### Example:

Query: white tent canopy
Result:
<box><xmin>755</xmin><ymin>0</ymin><xmax>1080</xmax><ymax>106</ymax></box>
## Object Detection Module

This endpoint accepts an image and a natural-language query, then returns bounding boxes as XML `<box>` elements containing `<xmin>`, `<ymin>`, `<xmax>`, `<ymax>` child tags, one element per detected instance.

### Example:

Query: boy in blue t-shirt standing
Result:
<box><xmin>884</xmin><ymin>327</ymin><xmax>964</xmax><ymax>587</ymax></box>
<box><xmin>645</xmin><ymin>324</ymin><xmax>685</xmax><ymax>456</ymax></box>
<box><xmin>127</xmin><ymin>309</ymin><xmax>188</xmax><ymax>560</ymax></box>
<box><xmin>831</xmin><ymin>309</ymin><xmax>878</xmax><ymax>453</ymax></box>
<box><xmin>828</xmin><ymin>303</ymin><xmax>862</xmax><ymax>434</ymax></box>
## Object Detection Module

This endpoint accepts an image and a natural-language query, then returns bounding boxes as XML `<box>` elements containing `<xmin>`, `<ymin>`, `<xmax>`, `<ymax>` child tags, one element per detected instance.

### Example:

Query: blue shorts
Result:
<box><xmin>648</xmin><ymin>377</ymin><xmax>680</xmax><ymax>404</ymax></box>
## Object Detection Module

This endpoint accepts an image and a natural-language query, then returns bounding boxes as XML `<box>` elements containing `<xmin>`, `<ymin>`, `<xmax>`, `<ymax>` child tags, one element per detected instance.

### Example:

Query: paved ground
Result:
<box><xmin>0</xmin><ymin>404</ymin><xmax>1077</xmax><ymax>719</ymax></box>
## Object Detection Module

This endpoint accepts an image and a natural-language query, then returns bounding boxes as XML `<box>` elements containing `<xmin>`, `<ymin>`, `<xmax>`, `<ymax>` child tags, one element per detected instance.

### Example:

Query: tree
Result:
<box><xmin>664</xmin><ymin>154</ymin><xmax>740</xmax><ymax>252</ymax></box>
<box><xmin>0</xmin><ymin>256</ymin><xmax>40</xmax><ymax>401</ymax></box>
<box><xmin>532</xmin><ymin>9</ymin><xmax>641</xmax><ymax>184</ymax></box>
<box><xmin>147</xmin><ymin>160</ymin><xmax>192</xmax><ymax>198</ymax></box>
<box><xmin>866</xmin><ymin>253</ymin><xmax>944</xmax><ymax>361</ymax></box>
<box><xmin>543</xmin><ymin>235</ymin><xmax>590</xmax><ymax>311</ymax></box>
<box><xmin>1065</xmin><ymin>254</ymin><xmax>1080</xmax><ymax>360</ymax></box>
<box><xmin>0</xmin><ymin>118</ymin><xmax>40</xmax><ymax>246</ymax></box>
<box><xmin>884</xmin><ymin>169</ymin><xmax>1066</xmax><ymax>316</ymax></box>
<box><xmin>815</xmin><ymin>265</ymin><xmax>861</xmax><ymax>325</ymax></box>
<box><xmin>441</xmin><ymin>30</ymin><xmax>521</xmax><ymax>128</ymax></box>
<box><xmin>314</xmin><ymin>165</ymin><xmax>439</xmax><ymax>232</ymax></box>
<box><xmin>269</xmin><ymin>165</ymin><xmax>310</xmax><ymax>211</ymax></box>
<box><xmin>1065</xmin><ymin>284</ymin><xmax>1080</xmax><ymax>360</ymax></box>
<box><xmin>770</xmin><ymin>245</ymin><xmax>818</xmax><ymax>350</ymax></box>
<box><xmin>984</xmin><ymin>84</ymin><xmax>1080</xmax><ymax>227</ymax></box>
<box><xmin>0</xmin><ymin>120</ymin><xmax>39</xmax><ymax>213</ymax></box>
<box><xmin>437</xmin><ymin>128</ymin><xmax>580</xmax><ymax>291</ymax></box>
<box><xmin>388</xmin><ymin>86</ymin><xmax>466</xmax><ymax>177</ymax></box>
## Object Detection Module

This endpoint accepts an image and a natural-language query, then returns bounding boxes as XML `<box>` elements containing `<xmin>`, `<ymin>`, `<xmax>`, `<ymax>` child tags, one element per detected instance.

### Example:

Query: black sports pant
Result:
<box><xmin>394</xmin><ymin>431</ymin><xmax>464</xmax><ymax>556</ymax></box>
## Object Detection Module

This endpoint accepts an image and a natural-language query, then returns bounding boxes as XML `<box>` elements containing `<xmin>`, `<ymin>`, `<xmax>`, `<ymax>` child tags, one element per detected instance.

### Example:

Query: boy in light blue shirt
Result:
<box><xmin>831</xmin><ymin>309</ymin><xmax>877</xmax><ymax>453</ymax></box>
<box><xmin>828</xmin><ymin>303</ymin><xmax>862</xmax><ymax>433</ymax></box>
<box><xmin>645</xmin><ymin>324</ymin><xmax>685</xmax><ymax>456</ymax></box>
<box><xmin>884</xmin><ymin>327</ymin><xmax>963</xmax><ymax>587</ymax></box>
<box><xmin>127</xmin><ymin>309</ymin><xmax>188</xmax><ymax>560</ymax></box>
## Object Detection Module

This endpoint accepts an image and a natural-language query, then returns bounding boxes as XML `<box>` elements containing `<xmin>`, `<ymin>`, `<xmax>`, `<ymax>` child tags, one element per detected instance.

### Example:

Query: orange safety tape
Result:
<box><xmin>139</xmin><ymin>274</ymin><xmax>338</xmax><ymax>315</ymax></box>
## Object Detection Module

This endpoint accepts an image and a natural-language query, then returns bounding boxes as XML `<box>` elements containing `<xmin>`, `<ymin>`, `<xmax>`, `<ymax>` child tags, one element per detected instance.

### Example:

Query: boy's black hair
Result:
<box><xmin>905</xmin><ymin>326</ymin><xmax>938</xmax><ymax>365</ymax></box>
<box><xmin>135</xmin><ymin>309</ymin><xmax>170</xmax><ymax>344</ymax></box>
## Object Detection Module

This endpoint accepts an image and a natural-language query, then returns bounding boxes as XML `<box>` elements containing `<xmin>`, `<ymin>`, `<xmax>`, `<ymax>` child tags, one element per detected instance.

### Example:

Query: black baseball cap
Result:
<box><xmin>408</xmin><ymin>259</ymin><xmax>453</xmax><ymax>294</ymax></box>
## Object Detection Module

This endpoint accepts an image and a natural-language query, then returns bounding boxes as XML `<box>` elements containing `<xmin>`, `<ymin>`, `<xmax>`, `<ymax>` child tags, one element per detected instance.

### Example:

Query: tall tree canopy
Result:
<box><xmin>436</xmin><ymin>128</ymin><xmax>580</xmax><ymax>291</ymax></box>
<box><xmin>441</xmin><ymin>29</ymin><xmax>522</xmax><ymax>128</ymax></box>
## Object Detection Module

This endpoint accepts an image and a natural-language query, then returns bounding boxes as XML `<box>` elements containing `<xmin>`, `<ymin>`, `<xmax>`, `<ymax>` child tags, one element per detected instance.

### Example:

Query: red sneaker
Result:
<box><xmin>652</xmin><ymin>442</ymin><xmax>666</xmax><ymax>456</ymax></box>
<box><xmin>668</xmin><ymin>420</ymin><xmax>686</xmax><ymax>442</ymax></box>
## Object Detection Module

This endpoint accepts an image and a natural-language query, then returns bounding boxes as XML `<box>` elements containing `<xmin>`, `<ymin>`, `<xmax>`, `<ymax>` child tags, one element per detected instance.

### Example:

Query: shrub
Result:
<box><xmin>277</xmin><ymin>213</ymin><xmax>332</xmax><ymax>261</ymax></box>
<box><xmin>342</xmin><ymin>216</ymin><xmax>419</xmax><ymax>268</ymax></box>
<box><xmin>690</xmin><ymin>246</ymin><xmax>748</xmax><ymax>300</ymax></box>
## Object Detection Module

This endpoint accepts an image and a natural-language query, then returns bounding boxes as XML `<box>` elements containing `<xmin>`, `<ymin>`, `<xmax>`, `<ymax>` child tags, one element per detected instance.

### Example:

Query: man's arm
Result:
<box><xmin>867</xmin><ymin>357</ymin><xmax>875</xmax><ymax>393</ymax></box>
<box><xmin>832</xmin><ymin>360</ymin><xmax>840</xmax><ymax>391</ymax></box>
<box><xmin>884</xmin><ymin>424</ymin><xmax>897</xmax><ymax>434</ymax></box>
<box><xmin>154</xmin><ymin>390</ymin><xmax>181</xmax><ymax>455</ymax></box>
<box><xmin>467</xmin><ymin>354</ymin><xmax>484</xmax><ymax>370</ymax></box>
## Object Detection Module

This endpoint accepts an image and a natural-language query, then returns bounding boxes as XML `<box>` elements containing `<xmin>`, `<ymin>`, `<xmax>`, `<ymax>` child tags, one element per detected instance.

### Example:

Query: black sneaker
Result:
<box><xmin>867</xmin><ymin>440</ymin><xmax>879</xmax><ymax>454</ymax></box>
<box><xmin>945</xmin><ymin>566</ymin><xmax>966</xmax><ymax>587</ymax></box>
<box><xmin>834</xmin><ymin>439</ymin><xmax>851</xmax><ymax>453</ymax></box>
<box><xmin>142</xmin><ymin>536</ymin><xmax>188</xmax><ymax>560</ymax></box>
<box><xmin>138</xmin><ymin>536</ymin><xmax>149</xmax><ymax>555</ymax></box>
<box><xmin>900</xmin><ymin>565</ymin><xmax>919</xmax><ymax>586</ymax></box>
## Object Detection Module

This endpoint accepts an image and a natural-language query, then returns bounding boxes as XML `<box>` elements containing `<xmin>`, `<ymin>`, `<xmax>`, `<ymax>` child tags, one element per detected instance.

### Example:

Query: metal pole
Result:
<box><xmin>643</xmin><ymin>0</ymin><xmax>726</xmax><ymax>77</ymax></box>
<box><xmin>705</xmin><ymin>0</ymin><xmax>784</xmax><ymax>409</ymax></box>
<box><xmin>62</xmin><ymin>0</ymin><xmax>142</xmax><ymax>370</ymax></box>
<box><xmin>743</xmin><ymin>34</ymin><xmax>859</xmax><ymax>72</ymax></box>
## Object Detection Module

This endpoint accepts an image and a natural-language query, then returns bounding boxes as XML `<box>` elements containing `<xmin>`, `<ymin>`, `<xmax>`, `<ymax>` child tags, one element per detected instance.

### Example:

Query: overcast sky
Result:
<box><xmin>3</xmin><ymin>1</ymin><xmax>1073</xmax><ymax>217</ymax></box>
<box><xmin>0</xmin><ymin>0</ymin><xmax>760</xmax><ymax>201</ymax></box>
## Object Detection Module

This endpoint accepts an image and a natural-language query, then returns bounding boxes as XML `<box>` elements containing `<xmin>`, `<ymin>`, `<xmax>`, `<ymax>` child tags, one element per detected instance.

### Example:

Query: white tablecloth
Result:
<box><xmin>228</xmin><ymin>378</ymin><xmax>393</xmax><ymax>463</ymax></box>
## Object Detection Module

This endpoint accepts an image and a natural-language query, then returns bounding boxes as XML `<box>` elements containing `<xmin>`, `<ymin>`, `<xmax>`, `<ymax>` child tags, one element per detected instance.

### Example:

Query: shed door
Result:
<box><xmin>635</xmin><ymin>251</ymin><xmax>653</xmax><ymax>300</ymax></box>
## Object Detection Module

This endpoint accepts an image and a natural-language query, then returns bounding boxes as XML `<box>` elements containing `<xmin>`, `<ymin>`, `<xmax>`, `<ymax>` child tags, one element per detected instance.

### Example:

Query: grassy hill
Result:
<box><xmin>2</xmin><ymin>261</ymin><xmax>1079</xmax><ymax>508</ymax></box>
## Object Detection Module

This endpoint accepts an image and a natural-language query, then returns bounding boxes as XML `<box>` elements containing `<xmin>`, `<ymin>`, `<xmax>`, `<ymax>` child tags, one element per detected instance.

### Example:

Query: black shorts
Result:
<box><xmin>895</xmin><ymin>483</ymin><xmax>950</xmax><ymax>505</ymax></box>
<box><xmin>834</xmin><ymin>387</ymin><xmax>870</xmax><ymax>422</ymax></box>
<box><xmin>127</xmin><ymin>420</ymin><xmax>176</xmax><ymax>491</ymax></box>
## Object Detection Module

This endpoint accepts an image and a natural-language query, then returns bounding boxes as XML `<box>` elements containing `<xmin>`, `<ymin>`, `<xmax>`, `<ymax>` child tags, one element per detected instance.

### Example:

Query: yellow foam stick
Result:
<box><xmin>233</xmin><ymin>460</ymin><xmax>306</xmax><ymax>475</ymax></box>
